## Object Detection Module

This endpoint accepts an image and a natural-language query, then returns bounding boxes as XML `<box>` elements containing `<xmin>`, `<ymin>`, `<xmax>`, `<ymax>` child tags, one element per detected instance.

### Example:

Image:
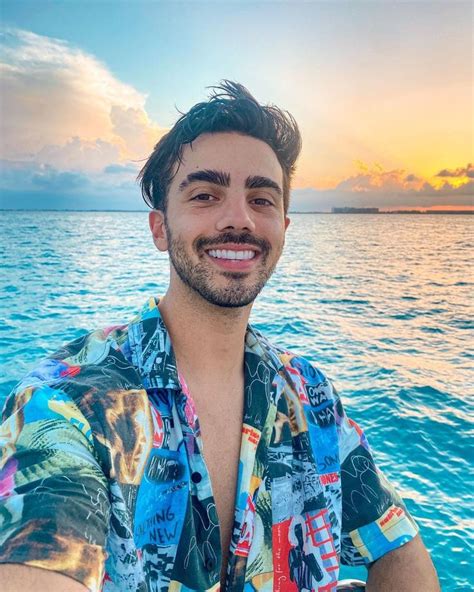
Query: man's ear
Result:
<box><xmin>149</xmin><ymin>210</ymin><xmax>169</xmax><ymax>252</ymax></box>
<box><xmin>284</xmin><ymin>215</ymin><xmax>291</xmax><ymax>230</ymax></box>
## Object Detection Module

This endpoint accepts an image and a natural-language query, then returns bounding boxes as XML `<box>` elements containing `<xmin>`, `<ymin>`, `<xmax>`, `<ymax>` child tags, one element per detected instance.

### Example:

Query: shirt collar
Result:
<box><xmin>126</xmin><ymin>296</ymin><xmax>285</xmax><ymax>391</ymax></box>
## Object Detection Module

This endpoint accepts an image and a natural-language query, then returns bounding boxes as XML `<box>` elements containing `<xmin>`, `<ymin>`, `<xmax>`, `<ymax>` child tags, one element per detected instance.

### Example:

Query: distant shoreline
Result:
<box><xmin>1</xmin><ymin>209</ymin><xmax>473</xmax><ymax>215</ymax></box>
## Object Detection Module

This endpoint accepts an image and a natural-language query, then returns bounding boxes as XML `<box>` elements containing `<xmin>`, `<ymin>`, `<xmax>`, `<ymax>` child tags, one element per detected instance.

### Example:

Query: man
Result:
<box><xmin>0</xmin><ymin>81</ymin><xmax>439</xmax><ymax>592</ymax></box>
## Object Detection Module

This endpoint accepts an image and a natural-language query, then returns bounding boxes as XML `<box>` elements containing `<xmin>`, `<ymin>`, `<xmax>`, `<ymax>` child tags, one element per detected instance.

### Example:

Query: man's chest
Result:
<box><xmin>101</xmin><ymin>381</ymin><xmax>343</xmax><ymax>592</ymax></box>
<box><xmin>192</xmin><ymin>390</ymin><xmax>244</xmax><ymax>555</ymax></box>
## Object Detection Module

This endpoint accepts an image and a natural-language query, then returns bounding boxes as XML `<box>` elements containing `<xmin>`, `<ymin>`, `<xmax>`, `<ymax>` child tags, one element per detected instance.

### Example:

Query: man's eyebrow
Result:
<box><xmin>178</xmin><ymin>169</ymin><xmax>230</xmax><ymax>192</ymax></box>
<box><xmin>245</xmin><ymin>175</ymin><xmax>282</xmax><ymax>195</ymax></box>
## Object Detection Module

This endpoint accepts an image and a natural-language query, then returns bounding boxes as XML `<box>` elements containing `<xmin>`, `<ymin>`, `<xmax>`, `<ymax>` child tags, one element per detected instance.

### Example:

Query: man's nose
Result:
<box><xmin>215</xmin><ymin>195</ymin><xmax>256</xmax><ymax>233</ymax></box>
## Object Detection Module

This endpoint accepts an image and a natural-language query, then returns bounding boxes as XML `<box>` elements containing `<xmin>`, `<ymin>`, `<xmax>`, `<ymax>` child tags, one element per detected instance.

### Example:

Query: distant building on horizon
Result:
<box><xmin>332</xmin><ymin>206</ymin><xmax>379</xmax><ymax>214</ymax></box>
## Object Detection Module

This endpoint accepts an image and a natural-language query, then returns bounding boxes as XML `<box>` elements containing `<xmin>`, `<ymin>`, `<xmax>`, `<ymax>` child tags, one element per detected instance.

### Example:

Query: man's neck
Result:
<box><xmin>158</xmin><ymin>285</ymin><xmax>251</xmax><ymax>389</ymax></box>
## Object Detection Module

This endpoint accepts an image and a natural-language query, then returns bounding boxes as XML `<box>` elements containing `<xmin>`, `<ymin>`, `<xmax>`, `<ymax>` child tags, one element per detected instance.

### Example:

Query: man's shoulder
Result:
<box><xmin>250</xmin><ymin>326</ymin><xmax>336</xmax><ymax>398</ymax></box>
<box><xmin>54</xmin><ymin>323</ymin><xmax>129</xmax><ymax>359</ymax></box>
<box><xmin>9</xmin><ymin>321</ymin><xmax>136</xmax><ymax>399</ymax></box>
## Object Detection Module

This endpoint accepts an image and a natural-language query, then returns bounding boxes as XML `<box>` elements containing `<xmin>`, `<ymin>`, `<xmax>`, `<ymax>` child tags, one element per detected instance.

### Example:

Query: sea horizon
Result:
<box><xmin>1</xmin><ymin>208</ymin><xmax>473</xmax><ymax>214</ymax></box>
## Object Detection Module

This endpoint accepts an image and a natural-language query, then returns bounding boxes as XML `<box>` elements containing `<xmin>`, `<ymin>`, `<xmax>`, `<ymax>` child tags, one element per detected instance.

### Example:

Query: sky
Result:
<box><xmin>0</xmin><ymin>0</ymin><xmax>472</xmax><ymax>212</ymax></box>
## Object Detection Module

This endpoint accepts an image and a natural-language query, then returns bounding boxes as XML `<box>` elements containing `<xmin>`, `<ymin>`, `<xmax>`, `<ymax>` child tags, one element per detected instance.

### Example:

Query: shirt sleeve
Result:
<box><xmin>0</xmin><ymin>370</ymin><xmax>110</xmax><ymax>592</ymax></box>
<box><xmin>331</xmin><ymin>380</ymin><xmax>419</xmax><ymax>566</ymax></box>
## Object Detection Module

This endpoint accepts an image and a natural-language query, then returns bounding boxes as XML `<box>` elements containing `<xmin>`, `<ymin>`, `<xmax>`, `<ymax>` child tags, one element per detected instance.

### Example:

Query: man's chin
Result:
<box><xmin>197</xmin><ymin>291</ymin><xmax>257</xmax><ymax>309</ymax></box>
<box><xmin>169</xmin><ymin>252</ymin><xmax>267</xmax><ymax>308</ymax></box>
<box><xmin>209</xmin><ymin>299</ymin><xmax>254</xmax><ymax>309</ymax></box>
<box><xmin>190</xmin><ymin>282</ymin><xmax>262</xmax><ymax>308</ymax></box>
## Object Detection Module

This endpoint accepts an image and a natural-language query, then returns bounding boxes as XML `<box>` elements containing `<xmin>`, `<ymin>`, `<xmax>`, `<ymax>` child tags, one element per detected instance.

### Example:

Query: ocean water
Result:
<box><xmin>1</xmin><ymin>210</ymin><xmax>472</xmax><ymax>590</ymax></box>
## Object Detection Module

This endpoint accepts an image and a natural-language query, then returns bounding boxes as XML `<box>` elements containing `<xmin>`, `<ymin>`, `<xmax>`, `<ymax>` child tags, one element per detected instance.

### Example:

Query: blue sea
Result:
<box><xmin>1</xmin><ymin>210</ymin><xmax>472</xmax><ymax>590</ymax></box>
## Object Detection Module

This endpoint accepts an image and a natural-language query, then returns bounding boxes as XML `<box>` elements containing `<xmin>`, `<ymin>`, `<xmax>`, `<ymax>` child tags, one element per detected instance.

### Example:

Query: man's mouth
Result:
<box><xmin>207</xmin><ymin>249</ymin><xmax>257</xmax><ymax>261</ymax></box>
<box><xmin>202</xmin><ymin>245</ymin><xmax>261</xmax><ymax>271</ymax></box>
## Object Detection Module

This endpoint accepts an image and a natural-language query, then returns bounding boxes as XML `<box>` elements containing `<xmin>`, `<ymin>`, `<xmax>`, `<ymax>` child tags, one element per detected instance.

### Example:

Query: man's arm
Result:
<box><xmin>2</xmin><ymin>564</ymin><xmax>88</xmax><ymax>592</ymax></box>
<box><xmin>366</xmin><ymin>535</ymin><xmax>440</xmax><ymax>591</ymax></box>
<box><xmin>0</xmin><ymin>381</ymin><xmax>110</xmax><ymax>589</ymax></box>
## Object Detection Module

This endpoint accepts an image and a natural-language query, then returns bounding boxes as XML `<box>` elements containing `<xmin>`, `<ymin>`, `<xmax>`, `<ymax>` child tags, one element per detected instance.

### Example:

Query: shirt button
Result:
<box><xmin>204</xmin><ymin>557</ymin><xmax>216</xmax><ymax>572</ymax></box>
<box><xmin>191</xmin><ymin>471</ymin><xmax>202</xmax><ymax>484</ymax></box>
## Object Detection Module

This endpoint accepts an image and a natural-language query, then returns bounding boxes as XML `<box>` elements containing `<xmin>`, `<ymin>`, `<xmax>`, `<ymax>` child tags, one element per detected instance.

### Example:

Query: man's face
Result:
<box><xmin>149</xmin><ymin>132</ymin><xmax>290</xmax><ymax>308</ymax></box>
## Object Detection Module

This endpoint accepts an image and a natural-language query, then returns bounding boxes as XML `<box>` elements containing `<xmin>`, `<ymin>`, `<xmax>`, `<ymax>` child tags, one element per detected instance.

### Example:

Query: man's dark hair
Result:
<box><xmin>138</xmin><ymin>80</ymin><xmax>302</xmax><ymax>213</ymax></box>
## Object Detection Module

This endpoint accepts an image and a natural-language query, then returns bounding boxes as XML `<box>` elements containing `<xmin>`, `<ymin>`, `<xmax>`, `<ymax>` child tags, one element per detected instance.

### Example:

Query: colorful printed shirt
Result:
<box><xmin>0</xmin><ymin>297</ymin><xmax>418</xmax><ymax>592</ymax></box>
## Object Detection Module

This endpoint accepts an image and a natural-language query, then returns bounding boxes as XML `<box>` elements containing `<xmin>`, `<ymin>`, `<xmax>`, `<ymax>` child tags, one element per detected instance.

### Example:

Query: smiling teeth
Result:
<box><xmin>208</xmin><ymin>249</ymin><xmax>256</xmax><ymax>260</ymax></box>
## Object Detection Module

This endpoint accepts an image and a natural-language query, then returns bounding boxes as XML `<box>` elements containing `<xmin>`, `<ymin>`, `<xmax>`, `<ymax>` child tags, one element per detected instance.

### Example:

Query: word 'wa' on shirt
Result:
<box><xmin>0</xmin><ymin>297</ymin><xmax>418</xmax><ymax>592</ymax></box>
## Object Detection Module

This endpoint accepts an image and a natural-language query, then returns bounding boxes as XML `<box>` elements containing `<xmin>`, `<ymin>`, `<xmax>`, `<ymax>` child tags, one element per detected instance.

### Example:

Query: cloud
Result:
<box><xmin>333</xmin><ymin>162</ymin><xmax>429</xmax><ymax>194</ymax></box>
<box><xmin>110</xmin><ymin>106</ymin><xmax>161</xmax><ymax>159</ymax></box>
<box><xmin>405</xmin><ymin>174</ymin><xmax>421</xmax><ymax>182</ymax></box>
<box><xmin>0</xmin><ymin>27</ymin><xmax>165</xmax><ymax>168</ymax></box>
<box><xmin>0</xmin><ymin>160</ymin><xmax>146</xmax><ymax>210</ymax></box>
<box><xmin>31</xmin><ymin>166</ymin><xmax>90</xmax><ymax>190</ymax></box>
<box><xmin>104</xmin><ymin>163</ymin><xmax>139</xmax><ymax>175</ymax></box>
<box><xmin>436</xmin><ymin>163</ymin><xmax>473</xmax><ymax>178</ymax></box>
<box><xmin>35</xmin><ymin>137</ymin><xmax>121</xmax><ymax>172</ymax></box>
<box><xmin>290</xmin><ymin>162</ymin><xmax>474</xmax><ymax>212</ymax></box>
<box><xmin>0</xmin><ymin>27</ymin><xmax>168</xmax><ymax>209</ymax></box>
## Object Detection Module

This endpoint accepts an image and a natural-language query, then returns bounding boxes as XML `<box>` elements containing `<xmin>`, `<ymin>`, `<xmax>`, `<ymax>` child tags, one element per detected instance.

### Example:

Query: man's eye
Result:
<box><xmin>252</xmin><ymin>197</ymin><xmax>273</xmax><ymax>206</ymax></box>
<box><xmin>191</xmin><ymin>193</ymin><xmax>215</xmax><ymax>201</ymax></box>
